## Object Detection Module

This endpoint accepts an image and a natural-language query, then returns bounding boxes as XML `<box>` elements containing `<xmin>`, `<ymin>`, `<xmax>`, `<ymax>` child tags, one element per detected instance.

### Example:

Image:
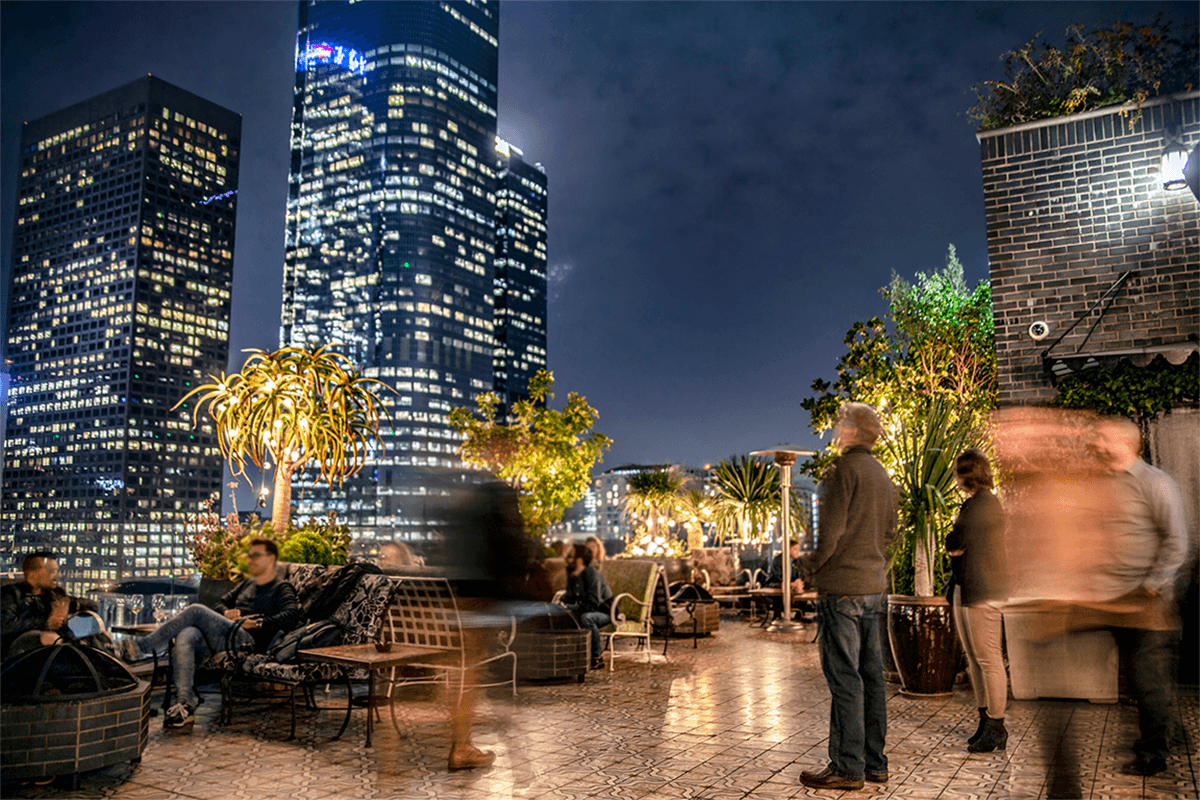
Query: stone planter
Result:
<box><xmin>198</xmin><ymin>577</ymin><xmax>237</xmax><ymax>608</ymax></box>
<box><xmin>887</xmin><ymin>595</ymin><xmax>959</xmax><ymax>697</ymax></box>
<box><xmin>1003</xmin><ymin>605</ymin><xmax>1117</xmax><ymax>703</ymax></box>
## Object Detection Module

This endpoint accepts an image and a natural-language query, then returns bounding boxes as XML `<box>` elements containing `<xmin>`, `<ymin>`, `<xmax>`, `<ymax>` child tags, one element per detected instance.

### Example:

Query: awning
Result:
<box><xmin>1044</xmin><ymin>340</ymin><xmax>1198</xmax><ymax>381</ymax></box>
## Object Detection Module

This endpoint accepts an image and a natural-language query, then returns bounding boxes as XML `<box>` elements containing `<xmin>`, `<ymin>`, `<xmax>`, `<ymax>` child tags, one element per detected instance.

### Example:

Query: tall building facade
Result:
<box><xmin>3</xmin><ymin>76</ymin><xmax>240</xmax><ymax>592</ymax></box>
<box><xmin>492</xmin><ymin>137</ymin><xmax>547</xmax><ymax>410</ymax></box>
<box><xmin>280</xmin><ymin>1</ymin><xmax>508</xmax><ymax>543</ymax></box>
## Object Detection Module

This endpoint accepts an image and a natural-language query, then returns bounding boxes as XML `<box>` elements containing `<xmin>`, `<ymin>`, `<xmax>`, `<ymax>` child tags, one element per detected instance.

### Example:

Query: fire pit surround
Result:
<box><xmin>512</xmin><ymin>604</ymin><xmax>590</xmax><ymax>682</ymax></box>
<box><xmin>1</xmin><ymin>642</ymin><xmax>151</xmax><ymax>784</ymax></box>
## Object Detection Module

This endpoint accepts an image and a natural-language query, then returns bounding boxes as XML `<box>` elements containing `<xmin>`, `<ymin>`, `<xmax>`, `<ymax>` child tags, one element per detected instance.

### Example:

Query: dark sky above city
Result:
<box><xmin>3</xmin><ymin>1</ymin><xmax>1197</xmax><ymax>486</ymax></box>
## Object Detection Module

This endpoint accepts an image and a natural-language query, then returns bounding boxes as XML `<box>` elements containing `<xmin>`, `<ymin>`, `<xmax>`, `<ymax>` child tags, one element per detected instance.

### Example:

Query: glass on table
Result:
<box><xmin>151</xmin><ymin>594</ymin><xmax>169</xmax><ymax>624</ymax></box>
<box><xmin>126</xmin><ymin>594</ymin><xmax>144</xmax><ymax>625</ymax></box>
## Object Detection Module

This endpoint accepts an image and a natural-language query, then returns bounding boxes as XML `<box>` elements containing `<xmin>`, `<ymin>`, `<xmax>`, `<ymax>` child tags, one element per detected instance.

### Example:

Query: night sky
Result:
<box><xmin>3</xmin><ymin>2</ymin><xmax>1196</xmax><ymax>491</ymax></box>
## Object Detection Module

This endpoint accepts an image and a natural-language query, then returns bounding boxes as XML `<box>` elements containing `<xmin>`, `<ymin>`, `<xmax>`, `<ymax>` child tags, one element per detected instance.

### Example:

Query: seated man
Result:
<box><xmin>121</xmin><ymin>538</ymin><xmax>298</xmax><ymax>729</ymax></box>
<box><xmin>6</xmin><ymin>587</ymin><xmax>73</xmax><ymax>658</ymax></box>
<box><xmin>2</xmin><ymin>551</ymin><xmax>62</xmax><ymax>659</ymax></box>
<box><xmin>561</xmin><ymin>543</ymin><xmax>614</xmax><ymax>670</ymax></box>
<box><xmin>765</xmin><ymin>539</ymin><xmax>805</xmax><ymax>596</ymax></box>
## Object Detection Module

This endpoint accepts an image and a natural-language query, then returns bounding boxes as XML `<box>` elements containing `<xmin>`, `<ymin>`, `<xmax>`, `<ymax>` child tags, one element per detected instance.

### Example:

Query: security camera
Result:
<box><xmin>1028</xmin><ymin>320</ymin><xmax>1051</xmax><ymax>341</ymax></box>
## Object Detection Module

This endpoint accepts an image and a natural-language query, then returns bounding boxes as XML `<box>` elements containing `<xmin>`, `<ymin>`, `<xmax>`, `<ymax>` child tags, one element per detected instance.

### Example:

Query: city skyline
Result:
<box><xmin>3</xmin><ymin>76</ymin><xmax>240</xmax><ymax>589</ymax></box>
<box><xmin>3</xmin><ymin>1</ymin><xmax>1196</xmax><ymax>513</ymax></box>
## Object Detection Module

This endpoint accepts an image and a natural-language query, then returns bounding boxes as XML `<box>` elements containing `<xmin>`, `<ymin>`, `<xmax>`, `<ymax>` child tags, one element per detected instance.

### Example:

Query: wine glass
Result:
<box><xmin>127</xmin><ymin>594</ymin><xmax>144</xmax><ymax>625</ymax></box>
<box><xmin>151</xmin><ymin>594</ymin><xmax>169</xmax><ymax>625</ymax></box>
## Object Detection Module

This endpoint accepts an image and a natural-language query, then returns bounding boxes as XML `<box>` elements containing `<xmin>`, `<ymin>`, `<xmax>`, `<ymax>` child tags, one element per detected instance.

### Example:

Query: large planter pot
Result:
<box><xmin>198</xmin><ymin>577</ymin><xmax>237</xmax><ymax>608</ymax></box>
<box><xmin>888</xmin><ymin>594</ymin><xmax>959</xmax><ymax>697</ymax></box>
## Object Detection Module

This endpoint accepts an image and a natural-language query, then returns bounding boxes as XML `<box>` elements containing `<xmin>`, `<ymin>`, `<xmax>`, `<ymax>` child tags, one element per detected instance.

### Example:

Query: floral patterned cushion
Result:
<box><xmin>331</xmin><ymin>574</ymin><xmax>396</xmax><ymax>644</ymax></box>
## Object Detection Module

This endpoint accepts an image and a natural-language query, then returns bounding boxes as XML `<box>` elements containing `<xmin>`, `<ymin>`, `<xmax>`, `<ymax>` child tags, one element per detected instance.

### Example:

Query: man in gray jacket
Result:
<box><xmin>797</xmin><ymin>403</ymin><xmax>897</xmax><ymax>791</ymax></box>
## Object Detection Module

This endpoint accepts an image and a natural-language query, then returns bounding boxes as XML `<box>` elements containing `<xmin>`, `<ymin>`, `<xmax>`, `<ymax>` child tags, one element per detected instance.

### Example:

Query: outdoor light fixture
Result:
<box><xmin>750</xmin><ymin>444</ymin><xmax>816</xmax><ymax>635</ymax></box>
<box><xmin>1161</xmin><ymin>124</ymin><xmax>1189</xmax><ymax>191</ymax></box>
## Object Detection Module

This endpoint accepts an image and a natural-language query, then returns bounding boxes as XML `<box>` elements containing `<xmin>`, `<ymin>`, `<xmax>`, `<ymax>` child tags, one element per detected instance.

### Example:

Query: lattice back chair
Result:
<box><xmin>382</xmin><ymin>577</ymin><xmax>517</xmax><ymax>710</ymax></box>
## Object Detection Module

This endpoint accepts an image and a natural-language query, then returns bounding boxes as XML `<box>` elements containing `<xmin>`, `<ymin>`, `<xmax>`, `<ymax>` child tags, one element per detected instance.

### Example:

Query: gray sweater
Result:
<box><xmin>800</xmin><ymin>446</ymin><xmax>897</xmax><ymax>595</ymax></box>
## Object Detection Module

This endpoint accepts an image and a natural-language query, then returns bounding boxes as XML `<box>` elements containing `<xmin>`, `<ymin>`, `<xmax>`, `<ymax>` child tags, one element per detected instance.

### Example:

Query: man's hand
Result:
<box><xmin>790</xmin><ymin>578</ymin><xmax>806</xmax><ymax>594</ymax></box>
<box><xmin>223</xmin><ymin>609</ymin><xmax>241</xmax><ymax>621</ymax></box>
<box><xmin>240</xmin><ymin>616</ymin><xmax>261</xmax><ymax>630</ymax></box>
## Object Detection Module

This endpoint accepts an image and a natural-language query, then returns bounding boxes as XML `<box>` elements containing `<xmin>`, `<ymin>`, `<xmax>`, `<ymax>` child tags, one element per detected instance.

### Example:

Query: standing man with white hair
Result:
<box><xmin>797</xmin><ymin>402</ymin><xmax>898</xmax><ymax>791</ymax></box>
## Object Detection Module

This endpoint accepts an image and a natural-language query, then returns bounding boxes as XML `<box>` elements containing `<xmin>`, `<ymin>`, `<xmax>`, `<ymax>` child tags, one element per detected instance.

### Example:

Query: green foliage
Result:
<box><xmin>1051</xmin><ymin>353</ymin><xmax>1199</xmax><ymax>419</ymax></box>
<box><xmin>624</xmin><ymin>468</ymin><xmax>688</xmax><ymax>556</ymax></box>
<box><xmin>882</xmin><ymin>397</ymin><xmax>984</xmax><ymax>597</ymax></box>
<box><xmin>969</xmin><ymin>16</ymin><xmax>1198</xmax><ymax>131</ymax></box>
<box><xmin>709</xmin><ymin>455</ymin><xmax>804</xmax><ymax>545</ymax></box>
<box><xmin>800</xmin><ymin>245</ymin><xmax>996</xmax><ymax>597</ymax></box>
<box><xmin>279</xmin><ymin>531</ymin><xmax>333</xmax><ymax>566</ymax></box>
<box><xmin>176</xmin><ymin>344</ymin><xmax>394</xmax><ymax>531</ymax></box>
<box><xmin>449</xmin><ymin>370</ymin><xmax>612</xmax><ymax>538</ymax></box>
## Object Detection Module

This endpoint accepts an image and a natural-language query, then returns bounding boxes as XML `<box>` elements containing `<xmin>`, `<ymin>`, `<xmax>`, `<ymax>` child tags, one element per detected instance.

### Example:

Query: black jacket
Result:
<box><xmin>945</xmin><ymin>490</ymin><xmax>1008</xmax><ymax>606</ymax></box>
<box><xmin>214</xmin><ymin>577</ymin><xmax>299</xmax><ymax>653</ymax></box>
<box><xmin>563</xmin><ymin>565</ymin><xmax>614</xmax><ymax>616</ymax></box>
<box><xmin>1</xmin><ymin>582</ymin><xmax>48</xmax><ymax>658</ymax></box>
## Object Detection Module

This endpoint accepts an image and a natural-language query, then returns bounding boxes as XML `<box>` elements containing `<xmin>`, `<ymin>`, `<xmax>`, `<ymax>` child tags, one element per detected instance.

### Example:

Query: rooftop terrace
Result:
<box><xmin>5</xmin><ymin>616</ymin><xmax>1197</xmax><ymax>800</ymax></box>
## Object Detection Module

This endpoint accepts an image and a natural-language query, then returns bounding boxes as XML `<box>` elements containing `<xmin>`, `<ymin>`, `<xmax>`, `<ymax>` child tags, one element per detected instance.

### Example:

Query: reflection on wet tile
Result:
<box><xmin>2</xmin><ymin>618</ymin><xmax>1195</xmax><ymax>800</ymax></box>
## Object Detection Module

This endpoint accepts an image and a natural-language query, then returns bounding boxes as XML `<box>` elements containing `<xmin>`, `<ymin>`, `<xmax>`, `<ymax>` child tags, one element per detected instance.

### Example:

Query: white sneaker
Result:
<box><xmin>163</xmin><ymin>702</ymin><xmax>194</xmax><ymax>728</ymax></box>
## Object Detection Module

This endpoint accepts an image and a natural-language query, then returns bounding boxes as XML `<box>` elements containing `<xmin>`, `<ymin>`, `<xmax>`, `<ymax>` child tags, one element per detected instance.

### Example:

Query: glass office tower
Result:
<box><xmin>3</xmin><ymin>76</ymin><xmax>240</xmax><ymax>592</ymax></box>
<box><xmin>280</xmin><ymin>1</ymin><xmax>501</xmax><ymax>544</ymax></box>
<box><xmin>493</xmin><ymin>137</ymin><xmax>548</xmax><ymax>410</ymax></box>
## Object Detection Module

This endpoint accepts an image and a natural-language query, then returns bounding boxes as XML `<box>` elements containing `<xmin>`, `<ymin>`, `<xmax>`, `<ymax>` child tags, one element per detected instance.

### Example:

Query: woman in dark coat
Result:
<box><xmin>946</xmin><ymin>448</ymin><xmax>1009</xmax><ymax>753</ymax></box>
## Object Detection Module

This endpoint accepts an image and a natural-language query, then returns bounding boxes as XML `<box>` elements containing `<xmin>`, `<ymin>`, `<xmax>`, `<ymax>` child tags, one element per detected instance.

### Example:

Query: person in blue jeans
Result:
<box><xmin>797</xmin><ymin>403</ymin><xmax>897</xmax><ymax>791</ymax></box>
<box><xmin>121</xmin><ymin>538</ymin><xmax>298</xmax><ymax>729</ymax></box>
<box><xmin>561</xmin><ymin>543</ymin><xmax>613</xmax><ymax>670</ymax></box>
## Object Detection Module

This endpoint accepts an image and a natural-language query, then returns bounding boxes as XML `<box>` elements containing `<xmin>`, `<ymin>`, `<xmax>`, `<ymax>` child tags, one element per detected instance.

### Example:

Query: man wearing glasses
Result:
<box><xmin>120</xmin><ymin>538</ymin><xmax>298</xmax><ymax>729</ymax></box>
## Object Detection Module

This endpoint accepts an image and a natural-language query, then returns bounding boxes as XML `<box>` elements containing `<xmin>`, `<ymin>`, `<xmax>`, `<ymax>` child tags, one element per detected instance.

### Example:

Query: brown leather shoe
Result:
<box><xmin>864</xmin><ymin>770</ymin><xmax>888</xmax><ymax>783</ymax></box>
<box><xmin>448</xmin><ymin>745</ymin><xmax>496</xmax><ymax>771</ymax></box>
<box><xmin>800</xmin><ymin>766</ymin><xmax>864</xmax><ymax>790</ymax></box>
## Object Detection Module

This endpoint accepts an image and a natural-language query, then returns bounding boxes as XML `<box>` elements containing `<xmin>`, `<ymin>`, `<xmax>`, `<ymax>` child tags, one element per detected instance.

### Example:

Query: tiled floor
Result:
<box><xmin>5</xmin><ymin>616</ymin><xmax>1196</xmax><ymax>800</ymax></box>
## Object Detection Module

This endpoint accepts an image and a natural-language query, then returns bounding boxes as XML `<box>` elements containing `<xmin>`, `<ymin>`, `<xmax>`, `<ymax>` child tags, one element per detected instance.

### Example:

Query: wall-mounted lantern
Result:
<box><xmin>1161</xmin><ymin>123</ymin><xmax>1188</xmax><ymax>191</ymax></box>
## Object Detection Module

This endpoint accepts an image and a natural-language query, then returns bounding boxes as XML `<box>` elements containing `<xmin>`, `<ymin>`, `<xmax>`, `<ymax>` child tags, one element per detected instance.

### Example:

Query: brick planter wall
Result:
<box><xmin>979</xmin><ymin>93</ymin><xmax>1199</xmax><ymax>405</ymax></box>
<box><xmin>1</xmin><ymin>680</ymin><xmax>151</xmax><ymax>781</ymax></box>
<box><xmin>512</xmin><ymin>629</ymin><xmax>589</xmax><ymax>682</ymax></box>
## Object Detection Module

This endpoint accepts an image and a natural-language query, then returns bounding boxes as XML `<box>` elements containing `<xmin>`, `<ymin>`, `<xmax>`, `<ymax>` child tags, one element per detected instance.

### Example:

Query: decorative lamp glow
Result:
<box><xmin>1162</xmin><ymin>126</ymin><xmax>1188</xmax><ymax>191</ymax></box>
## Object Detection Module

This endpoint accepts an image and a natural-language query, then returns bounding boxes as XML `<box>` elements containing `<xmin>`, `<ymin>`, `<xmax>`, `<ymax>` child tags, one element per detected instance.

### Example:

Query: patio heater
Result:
<box><xmin>750</xmin><ymin>445</ymin><xmax>816</xmax><ymax>634</ymax></box>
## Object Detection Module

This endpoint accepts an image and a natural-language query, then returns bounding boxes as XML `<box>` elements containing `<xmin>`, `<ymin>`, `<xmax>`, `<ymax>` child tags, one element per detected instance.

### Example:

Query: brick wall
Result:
<box><xmin>979</xmin><ymin>93</ymin><xmax>1200</xmax><ymax>405</ymax></box>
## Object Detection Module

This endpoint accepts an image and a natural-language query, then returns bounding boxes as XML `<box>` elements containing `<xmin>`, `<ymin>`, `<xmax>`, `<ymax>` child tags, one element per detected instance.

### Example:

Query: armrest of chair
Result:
<box><xmin>698</xmin><ymin>567</ymin><xmax>711</xmax><ymax>591</ymax></box>
<box><xmin>608</xmin><ymin>591</ymin><xmax>652</xmax><ymax>626</ymax></box>
<box><xmin>551</xmin><ymin>589</ymin><xmax>566</xmax><ymax>605</ymax></box>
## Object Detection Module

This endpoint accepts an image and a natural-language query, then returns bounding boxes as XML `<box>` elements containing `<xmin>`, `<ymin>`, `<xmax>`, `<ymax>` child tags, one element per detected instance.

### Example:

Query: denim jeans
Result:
<box><xmin>578</xmin><ymin>612</ymin><xmax>611</xmax><ymax>664</ymax></box>
<box><xmin>816</xmin><ymin>592</ymin><xmax>888</xmax><ymax>780</ymax></box>
<box><xmin>136</xmin><ymin>604</ymin><xmax>253</xmax><ymax>707</ymax></box>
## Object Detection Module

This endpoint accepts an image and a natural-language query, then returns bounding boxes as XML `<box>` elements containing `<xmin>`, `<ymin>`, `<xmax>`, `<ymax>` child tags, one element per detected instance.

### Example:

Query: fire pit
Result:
<box><xmin>512</xmin><ymin>604</ymin><xmax>589</xmax><ymax>682</ymax></box>
<box><xmin>1</xmin><ymin>642</ymin><xmax>151</xmax><ymax>784</ymax></box>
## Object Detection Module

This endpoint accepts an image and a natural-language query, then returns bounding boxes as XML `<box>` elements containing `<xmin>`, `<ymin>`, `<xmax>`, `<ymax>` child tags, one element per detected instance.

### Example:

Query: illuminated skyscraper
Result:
<box><xmin>3</xmin><ymin>76</ymin><xmax>240</xmax><ymax>592</ymax></box>
<box><xmin>280</xmin><ymin>1</ymin><xmax>503</xmax><ymax>542</ymax></box>
<box><xmin>492</xmin><ymin>137</ymin><xmax>547</xmax><ymax>410</ymax></box>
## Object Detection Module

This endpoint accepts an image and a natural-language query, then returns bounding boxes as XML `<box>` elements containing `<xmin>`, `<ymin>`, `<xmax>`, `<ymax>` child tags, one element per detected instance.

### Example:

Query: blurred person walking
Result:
<box><xmin>1094</xmin><ymin>417</ymin><xmax>1187</xmax><ymax>777</ymax></box>
<box><xmin>945</xmin><ymin>448</ymin><xmax>1009</xmax><ymax>753</ymax></box>
<box><xmin>797</xmin><ymin>403</ymin><xmax>897</xmax><ymax>791</ymax></box>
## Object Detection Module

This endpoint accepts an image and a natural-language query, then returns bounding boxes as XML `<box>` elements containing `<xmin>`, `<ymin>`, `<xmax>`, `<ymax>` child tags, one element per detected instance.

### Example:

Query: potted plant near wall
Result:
<box><xmin>883</xmin><ymin>397</ymin><xmax>982</xmax><ymax>696</ymax></box>
<box><xmin>188</xmin><ymin>499</ymin><xmax>254</xmax><ymax>606</ymax></box>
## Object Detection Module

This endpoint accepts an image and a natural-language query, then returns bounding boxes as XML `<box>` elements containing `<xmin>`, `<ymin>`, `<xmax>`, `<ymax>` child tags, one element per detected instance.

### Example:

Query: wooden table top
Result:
<box><xmin>111</xmin><ymin>624</ymin><xmax>158</xmax><ymax>635</ymax></box>
<box><xmin>297</xmin><ymin>643</ymin><xmax>446</xmax><ymax>670</ymax></box>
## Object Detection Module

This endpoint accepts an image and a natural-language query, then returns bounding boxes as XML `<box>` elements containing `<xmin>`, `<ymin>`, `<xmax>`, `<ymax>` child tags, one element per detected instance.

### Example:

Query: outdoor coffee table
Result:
<box><xmin>298</xmin><ymin>643</ymin><xmax>444</xmax><ymax>747</ymax></box>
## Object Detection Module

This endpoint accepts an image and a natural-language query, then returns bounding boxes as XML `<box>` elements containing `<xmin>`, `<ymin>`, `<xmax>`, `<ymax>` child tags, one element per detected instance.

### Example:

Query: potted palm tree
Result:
<box><xmin>882</xmin><ymin>396</ymin><xmax>983</xmax><ymax>696</ymax></box>
<box><xmin>623</xmin><ymin>468</ymin><xmax>687</xmax><ymax>558</ymax></box>
<box><xmin>175</xmin><ymin>344</ymin><xmax>393</xmax><ymax>532</ymax></box>
<box><xmin>710</xmin><ymin>455</ymin><xmax>804</xmax><ymax>574</ymax></box>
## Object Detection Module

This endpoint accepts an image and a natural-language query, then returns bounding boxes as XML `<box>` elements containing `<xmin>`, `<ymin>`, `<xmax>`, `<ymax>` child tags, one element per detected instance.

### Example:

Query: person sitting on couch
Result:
<box><xmin>120</xmin><ymin>538</ymin><xmax>298</xmax><ymax>730</ymax></box>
